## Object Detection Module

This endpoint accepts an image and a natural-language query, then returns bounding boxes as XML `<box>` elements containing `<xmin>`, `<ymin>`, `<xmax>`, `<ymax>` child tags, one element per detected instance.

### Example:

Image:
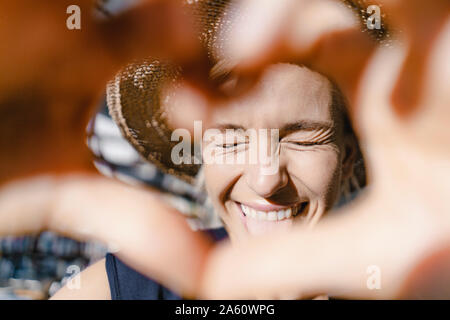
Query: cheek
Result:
<box><xmin>285</xmin><ymin>148</ymin><xmax>342</xmax><ymax>199</ymax></box>
<box><xmin>204</xmin><ymin>163</ymin><xmax>246</xmax><ymax>237</ymax></box>
<box><xmin>203</xmin><ymin>163</ymin><xmax>243</xmax><ymax>205</ymax></box>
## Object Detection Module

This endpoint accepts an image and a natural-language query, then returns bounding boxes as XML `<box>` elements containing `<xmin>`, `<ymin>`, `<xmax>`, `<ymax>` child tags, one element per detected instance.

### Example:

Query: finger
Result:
<box><xmin>199</xmin><ymin>191</ymin><xmax>442</xmax><ymax>299</ymax></box>
<box><xmin>199</xmin><ymin>198</ymin><xmax>374</xmax><ymax>299</ymax></box>
<box><xmin>97</xmin><ymin>0</ymin><xmax>202</xmax><ymax>69</ymax></box>
<box><xmin>354</xmin><ymin>16</ymin><xmax>450</xmax><ymax>172</ymax></box>
<box><xmin>49</xmin><ymin>174</ymin><xmax>214</xmax><ymax>297</ymax></box>
<box><xmin>223</xmin><ymin>0</ymin><xmax>449</xmax><ymax>117</ymax></box>
<box><xmin>0</xmin><ymin>0</ymin><xmax>204</xmax><ymax>184</ymax></box>
<box><xmin>350</xmin><ymin>0</ymin><xmax>450</xmax><ymax>118</ymax></box>
<box><xmin>0</xmin><ymin>0</ymin><xmax>201</xmax><ymax>95</ymax></box>
<box><xmin>0</xmin><ymin>174</ymin><xmax>213</xmax><ymax>296</ymax></box>
<box><xmin>166</xmin><ymin>0</ymin><xmax>372</xmax><ymax>133</ymax></box>
<box><xmin>386</xmin><ymin>0</ymin><xmax>450</xmax><ymax>117</ymax></box>
<box><xmin>0</xmin><ymin>176</ymin><xmax>56</xmax><ymax>236</ymax></box>
<box><xmin>398</xmin><ymin>244</ymin><xmax>450</xmax><ymax>299</ymax></box>
<box><xmin>219</xmin><ymin>0</ymin><xmax>375</xmax><ymax>105</ymax></box>
<box><xmin>221</xmin><ymin>0</ymin><xmax>360</xmax><ymax>70</ymax></box>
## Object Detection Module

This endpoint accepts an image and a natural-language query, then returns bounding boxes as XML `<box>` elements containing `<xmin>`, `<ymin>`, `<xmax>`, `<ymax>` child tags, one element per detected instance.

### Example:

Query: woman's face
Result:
<box><xmin>202</xmin><ymin>64</ymin><xmax>353</xmax><ymax>241</ymax></box>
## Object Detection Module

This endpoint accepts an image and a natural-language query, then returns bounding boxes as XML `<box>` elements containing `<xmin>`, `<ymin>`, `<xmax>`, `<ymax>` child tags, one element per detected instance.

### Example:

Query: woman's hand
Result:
<box><xmin>0</xmin><ymin>173</ymin><xmax>213</xmax><ymax>297</ymax></box>
<box><xmin>1</xmin><ymin>0</ymin><xmax>449</xmax><ymax>300</ymax></box>
<box><xmin>0</xmin><ymin>0</ymin><xmax>212</xmax><ymax>298</ymax></box>
<box><xmin>197</xmin><ymin>0</ymin><xmax>450</xmax><ymax>299</ymax></box>
<box><xmin>0</xmin><ymin>0</ymin><xmax>202</xmax><ymax>183</ymax></box>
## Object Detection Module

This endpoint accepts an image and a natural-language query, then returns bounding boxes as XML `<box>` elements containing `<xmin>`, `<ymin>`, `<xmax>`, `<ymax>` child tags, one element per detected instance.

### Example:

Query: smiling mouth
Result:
<box><xmin>239</xmin><ymin>202</ymin><xmax>308</xmax><ymax>222</ymax></box>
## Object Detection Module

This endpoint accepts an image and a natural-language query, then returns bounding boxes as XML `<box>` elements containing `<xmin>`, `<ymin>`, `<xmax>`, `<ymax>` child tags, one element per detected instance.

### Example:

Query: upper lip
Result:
<box><xmin>237</xmin><ymin>201</ymin><xmax>306</xmax><ymax>212</ymax></box>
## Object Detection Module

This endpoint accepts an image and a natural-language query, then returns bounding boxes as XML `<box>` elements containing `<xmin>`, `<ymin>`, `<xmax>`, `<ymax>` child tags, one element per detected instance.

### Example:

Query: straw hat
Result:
<box><xmin>107</xmin><ymin>0</ymin><xmax>237</xmax><ymax>184</ymax></box>
<box><xmin>106</xmin><ymin>0</ymin><xmax>384</xmax><ymax>185</ymax></box>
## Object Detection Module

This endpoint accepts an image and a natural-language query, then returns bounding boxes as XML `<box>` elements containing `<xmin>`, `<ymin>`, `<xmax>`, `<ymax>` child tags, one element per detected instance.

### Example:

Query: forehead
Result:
<box><xmin>210</xmin><ymin>64</ymin><xmax>334</xmax><ymax>129</ymax></box>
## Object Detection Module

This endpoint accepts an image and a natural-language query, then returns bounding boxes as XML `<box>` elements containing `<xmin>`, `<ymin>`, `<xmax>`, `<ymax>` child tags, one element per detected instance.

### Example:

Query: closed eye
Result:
<box><xmin>283</xmin><ymin>141</ymin><xmax>322</xmax><ymax>147</ymax></box>
<box><xmin>217</xmin><ymin>142</ymin><xmax>246</xmax><ymax>149</ymax></box>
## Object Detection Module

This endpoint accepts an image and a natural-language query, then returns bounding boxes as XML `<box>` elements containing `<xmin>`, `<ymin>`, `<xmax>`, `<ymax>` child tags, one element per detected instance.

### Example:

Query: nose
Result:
<box><xmin>245</xmin><ymin>162</ymin><xmax>288</xmax><ymax>198</ymax></box>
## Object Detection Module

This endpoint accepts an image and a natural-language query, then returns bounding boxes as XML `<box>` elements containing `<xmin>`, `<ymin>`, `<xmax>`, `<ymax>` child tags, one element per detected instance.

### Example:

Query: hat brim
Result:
<box><xmin>107</xmin><ymin>59</ymin><xmax>200</xmax><ymax>184</ymax></box>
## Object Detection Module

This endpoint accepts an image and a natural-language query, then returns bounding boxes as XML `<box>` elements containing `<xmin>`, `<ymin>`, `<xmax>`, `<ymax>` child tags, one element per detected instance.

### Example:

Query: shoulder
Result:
<box><xmin>105</xmin><ymin>253</ymin><xmax>181</xmax><ymax>300</ymax></box>
<box><xmin>50</xmin><ymin>258</ymin><xmax>111</xmax><ymax>300</ymax></box>
<box><xmin>105</xmin><ymin>228</ymin><xmax>228</xmax><ymax>300</ymax></box>
<box><xmin>51</xmin><ymin>227</ymin><xmax>228</xmax><ymax>300</ymax></box>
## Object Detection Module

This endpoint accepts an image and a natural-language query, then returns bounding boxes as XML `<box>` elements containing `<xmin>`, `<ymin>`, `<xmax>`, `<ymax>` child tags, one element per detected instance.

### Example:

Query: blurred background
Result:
<box><xmin>0</xmin><ymin>0</ymin><xmax>222</xmax><ymax>300</ymax></box>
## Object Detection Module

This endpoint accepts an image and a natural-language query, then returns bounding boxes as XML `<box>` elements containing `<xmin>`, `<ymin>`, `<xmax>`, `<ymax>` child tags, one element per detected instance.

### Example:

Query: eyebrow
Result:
<box><xmin>280</xmin><ymin>120</ymin><xmax>334</xmax><ymax>136</ymax></box>
<box><xmin>214</xmin><ymin>124</ymin><xmax>247</xmax><ymax>133</ymax></box>
<box><xmin>214</xmin><ymin>120</ymin><xmax>334</xmax><ymax>135</ymax></box>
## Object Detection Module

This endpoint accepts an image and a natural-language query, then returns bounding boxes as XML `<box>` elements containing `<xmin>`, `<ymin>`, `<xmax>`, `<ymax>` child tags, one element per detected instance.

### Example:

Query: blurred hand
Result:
<box><xmin>0</xmin><ymin>0</ymin><xmax>212</xmax><ymax>297</ymax></box>
<box><xmin>198</xmin><ymin>0</ymin><xmax>450</xmax><ymax>299</ymax></box>
<box><xmin>0</xmin><ymin>174</ymin><xmax>212</xmax><ymax>296</ymax></box>
<box><xmin>0</xmin><ymin>0</ymin><xmax>203</xmax><ymax>182</ymax></box>
<box><xmin>1</xmin><ymin>0</ymin><xmax>449</xmax><ymax>300</ymax></box>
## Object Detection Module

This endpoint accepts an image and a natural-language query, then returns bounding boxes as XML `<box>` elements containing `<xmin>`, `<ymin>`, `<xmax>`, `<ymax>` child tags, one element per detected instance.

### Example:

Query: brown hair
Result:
<box><xmin>331</xmin><ymin>82</ymin><xmax>367</xmax><ymax>194</ymax></box>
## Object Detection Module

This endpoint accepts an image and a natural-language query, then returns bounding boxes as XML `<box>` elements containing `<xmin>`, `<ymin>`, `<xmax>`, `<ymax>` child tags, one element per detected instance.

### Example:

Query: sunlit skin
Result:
<box><xmin>5</xmin><ymin>0</ymin><xmax>448</xmax><ymax>301</ymax></box>
<box><xmin>203</xmin><ymin>63</ymin><xmax>356</xmax><ymax>241</ymax></box>
<box><xmin>50</xmin><ymin>62</ymin><xmax>356</xmax><ymax>300</ymax></box>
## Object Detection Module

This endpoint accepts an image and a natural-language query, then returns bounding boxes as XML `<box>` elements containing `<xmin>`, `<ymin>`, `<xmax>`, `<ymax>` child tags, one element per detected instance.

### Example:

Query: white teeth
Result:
<box><xmin>257</xmin><ymin>211</ymin><xmax>267</xmax><ymax>220</ymax></box>
<box><xmin>240</xmin><ymin>204</ymin><xmax>304</xmax><ymax>221</ymax></box>
<box><xmin>277</xmin><ymin>211</ymin><xmax>284</xmax><ymax>220</ymax></box>
<box><xmin>268</xmin><ymin>211</ymin><xmax>277</xmax><ymax>221</ymax></box>
<box><xmin>285</xmin><ymin>208</ymin><xmax>292</xmax><ymax>218</ymax></box>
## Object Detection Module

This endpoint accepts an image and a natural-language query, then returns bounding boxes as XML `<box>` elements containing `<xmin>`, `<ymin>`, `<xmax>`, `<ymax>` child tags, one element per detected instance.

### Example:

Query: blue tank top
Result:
<box><xmin>105</xmin><ymin>227</ymin><xmax>228</xmax><ymax>300</ymax></box>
